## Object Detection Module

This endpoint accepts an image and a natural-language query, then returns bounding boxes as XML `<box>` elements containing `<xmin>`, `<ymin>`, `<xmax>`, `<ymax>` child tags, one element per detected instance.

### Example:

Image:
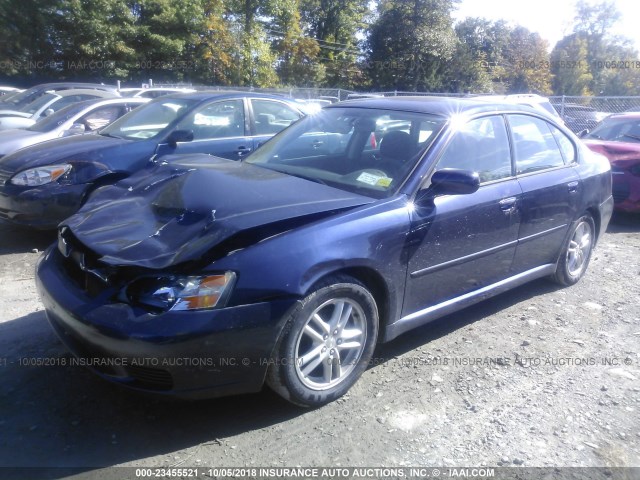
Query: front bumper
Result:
<box><xmin>0</xmin><ymin>181</ymin><xmax>87</xmax><ymax>229</ymax></box>
<box><xmin>36</xmin><ymin>246</ymin><xmax>296</xmax><ymax>399</ymax></box>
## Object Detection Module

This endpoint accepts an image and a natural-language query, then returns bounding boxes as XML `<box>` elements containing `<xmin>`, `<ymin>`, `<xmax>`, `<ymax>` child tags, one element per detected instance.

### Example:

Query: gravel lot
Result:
<box><xmin>0</xmin><ymin>214</ymin><xmax>639</xmax><ymax>475</ymax></box>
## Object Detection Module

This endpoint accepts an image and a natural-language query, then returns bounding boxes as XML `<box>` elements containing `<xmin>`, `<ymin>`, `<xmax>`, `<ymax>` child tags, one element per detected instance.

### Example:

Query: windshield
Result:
<box><xmin>100</xmin><ymin>97</ymin><xmax>197</xmax><ymax>140</ymax></box>
<box><xmin>585</xmin><ymin>116</ymin><xmax>640</xmax><ymax>143</ymax></box>
<box><xmin>21</xmin><ymin>93</ymin><xmax>58</xmax><ymax>115</ymax></box>
<box><xmin>0</xmin><ymin>87</ymin><xmax>44</xmax><ymax>108</ymax></box>
<box><xmin>27</xmin><ymin>102</ymin><xmax>89</xmax><ymax>133</ymax></box>
<box><xmin>246</xmin><ymin>107</ymin><xmax>446</xmax><ymax>198</ymax></box>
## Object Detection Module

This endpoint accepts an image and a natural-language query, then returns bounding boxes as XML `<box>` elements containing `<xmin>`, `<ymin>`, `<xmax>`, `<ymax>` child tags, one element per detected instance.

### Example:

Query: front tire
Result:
<box><xmin>266</xmin><ymin>276</ymin><xmax>378</xmax><ymax>407</ymax></box>
<box><xmin>552</xmin><ymin>214</ymin><xmax>595</xmax><ymax>286</ymax></box>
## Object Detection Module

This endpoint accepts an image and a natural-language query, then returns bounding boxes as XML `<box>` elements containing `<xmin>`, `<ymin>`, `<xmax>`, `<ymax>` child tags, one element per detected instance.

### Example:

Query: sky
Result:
<box><xmin>451</xmin><ymin>0</ymin><xmax>640</xmax><ymax>52</ymax></box>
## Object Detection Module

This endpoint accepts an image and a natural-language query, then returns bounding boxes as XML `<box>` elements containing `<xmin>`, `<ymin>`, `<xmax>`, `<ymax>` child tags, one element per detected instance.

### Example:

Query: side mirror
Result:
<box><xmin>166</xmin><ymin>129</ymin><xmax>194</xmax><ymax>147</ymax></box>
<box><xmin>43</xmin><ymin>108</ymin><xmax>55</xmax><ymax>117</ymax></box>
<box><xmin>64</xmin><ymin>123</ymin><xmax>86</xmax><ymax>136</ymax></box>
<box><xmin>424</xmin><ymin>168</ymin><xmax>480</xmax><ymax>197</ymax></box>
<box><xmin>578</xmin><ymin>129</ymin><xmax>589</xmax><ymax>138</ymax></box>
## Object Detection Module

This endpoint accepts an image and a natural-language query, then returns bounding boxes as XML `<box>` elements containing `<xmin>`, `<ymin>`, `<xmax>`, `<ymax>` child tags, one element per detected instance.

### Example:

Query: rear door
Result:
<box><xmin>402</xmin><ymin>115</ymin><xmax>522</xmax><ymax>315</ymax></box>
<box><xmin>507</xmin><ymin>114</ymin><xmax>581</xmax><ymax>273</ymax></box>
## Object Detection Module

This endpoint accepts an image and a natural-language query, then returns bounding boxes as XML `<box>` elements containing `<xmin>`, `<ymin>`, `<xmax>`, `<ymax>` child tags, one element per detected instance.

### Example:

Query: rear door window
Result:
<box><xmin>508</xmin><ymin>115</ymin><xmax>567</xmax><ymax>174</ymax></box>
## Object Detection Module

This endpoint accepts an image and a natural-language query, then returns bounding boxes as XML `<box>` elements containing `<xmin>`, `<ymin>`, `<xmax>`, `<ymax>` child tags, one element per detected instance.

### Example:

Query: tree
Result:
<box><xmin>125</xmin><ymin>0</ymin><xmax>204</xmax><ymax>82</ymax></box>
<box><xmin>367</xmin><ymin>0</ymin><xmax>458</xmax><ymax>91</ymax></box>
<box><xmin>300</xmin><ymin>0</ymin><xmax>368</xmax><ymax>87</ymax></box>
<box><xmin>227</xmin><ymin>0</ymin><xmax>278</xmax><ymax>87</ymax></box>
<box><xmin>550</xmin><ymin>34</ymin><xmax>592</xmax><ymax>95</ymax></box>
<box><xmin>0</xmin><ymin>0</ymin><xmax>63</xmax><ymax>80</ymax></box>
<box><xmin>270</xmin><ymin>0</ymin><xmax>325</xmax><ymax>86</ymax></box>
<box><xmin>568</xmin><ymin>0</ymin><xmax>640</xmax><ymax>95</ymax></box>
<box><xmin>503</xmin><ymin>27</ymin><xmax>552</xmax><ymax>94</ymax></box>
<box><xmin>445</xmin><ymin>18</ymin><xmax>512</xmax><ymax>93</ymax></box>
<box><xmin>53</xmin><ymin>0</ymin><xmax>137</xmax><ymax>80</ymax></box>
<box><xmin>199</xmin><ymin>0</ymin><xmax>238</xmax><ymax>85</ymax></box>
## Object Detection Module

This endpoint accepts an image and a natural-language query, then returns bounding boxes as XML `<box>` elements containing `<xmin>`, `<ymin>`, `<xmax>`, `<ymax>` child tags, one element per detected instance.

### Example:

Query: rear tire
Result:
<box><xmin>551</xmin><ymin>214</ymin><xmax>595</xmax><ymax>286</ymax></box>
<box><xmin>266</xmin><ymin>276</ymin><xmax>378</xmax><ymax>407</ymax></box>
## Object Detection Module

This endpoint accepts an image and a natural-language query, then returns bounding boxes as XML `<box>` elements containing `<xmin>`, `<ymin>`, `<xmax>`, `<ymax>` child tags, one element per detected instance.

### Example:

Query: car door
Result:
<box><xmin>402</xmin><ymin>115</ymin><xmax>522</xmax><ymax>316</ymax></box>
<box><xmin>506</xmin><ymin>114</ymin><xmax>581</xmax><ymax>273</ymax></box>
<box><xmin>249</xmin><ymin>98</ymin><xmax>304</xmax><ymax>150</ymax></box>
<box><xmin>159</xmin><ymin>98</ymin><xmax>253</xmax><ymax>160</ymax></box>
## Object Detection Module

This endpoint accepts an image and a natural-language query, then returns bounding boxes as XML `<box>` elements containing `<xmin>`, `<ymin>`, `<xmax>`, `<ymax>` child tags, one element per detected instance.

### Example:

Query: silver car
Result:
<box><xmin>0</xmin><ymin>97</ymin><xmax>149</xmax><ymax>158</ymax></box>
<box><xmin>0</xmin><ymin>89</ymin><xmax>118</xmax><ymax>131</ymax></box>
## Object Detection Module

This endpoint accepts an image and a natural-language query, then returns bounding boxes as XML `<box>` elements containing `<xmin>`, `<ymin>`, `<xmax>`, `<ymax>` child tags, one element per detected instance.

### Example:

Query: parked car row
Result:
<box><xmin>0</xmin><ymin>93</ymin><xmax>609</xmax><ymax>407</ymax></box>
<box><xmin>0</xmin><ymin>90</ymin><xmax>304</xmax><ymax>227</ymax></box>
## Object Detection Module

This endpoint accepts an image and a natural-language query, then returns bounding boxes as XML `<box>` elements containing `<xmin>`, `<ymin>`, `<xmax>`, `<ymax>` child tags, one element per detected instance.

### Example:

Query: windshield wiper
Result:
<box><xmin>623</xmin><ymin>133</ymin><xmax>640</xmax><ymax>142</ymax></box>
<box><xmin>100</xmin><ymin>132</ymin><xmax>122</xmax><ymax>139</ymax></box>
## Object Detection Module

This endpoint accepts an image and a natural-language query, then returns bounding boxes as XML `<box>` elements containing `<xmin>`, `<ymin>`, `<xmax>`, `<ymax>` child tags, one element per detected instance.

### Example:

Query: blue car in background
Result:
<box><xmin>0</xmin><ymin>92</ymin><xmax>303</xmax><ymax>228</ymax></box>
<box><xmin>36</xmin><ymin>97</ymin><xmax>613</xmax><ymax>407</ymax></box>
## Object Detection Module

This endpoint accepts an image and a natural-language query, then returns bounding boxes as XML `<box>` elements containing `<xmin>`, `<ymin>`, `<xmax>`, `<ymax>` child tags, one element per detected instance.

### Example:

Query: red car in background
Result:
<box><xmin>582</xmin><ymin>112</ymin><xmax>640</xmax><ymax>213</ymax></box>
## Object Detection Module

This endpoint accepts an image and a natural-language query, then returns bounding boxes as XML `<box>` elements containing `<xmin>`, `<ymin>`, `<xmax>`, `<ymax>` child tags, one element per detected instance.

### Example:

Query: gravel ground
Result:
<box><xmin>0</xmin><ymin>214</ymin><xmax>638</xmax><ymax>475</ymax></box>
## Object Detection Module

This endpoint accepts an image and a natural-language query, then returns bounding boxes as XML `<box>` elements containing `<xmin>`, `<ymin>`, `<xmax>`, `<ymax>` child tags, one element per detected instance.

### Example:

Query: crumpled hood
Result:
<box><xmin>0</xmin><ymin>133</ymin><xmax>129</xmax><ymax>173</ymax></box>
<box><xmin>62</xmin><ymin>155</ymin><xmax>373</xmax><ymax>269</ymax></box>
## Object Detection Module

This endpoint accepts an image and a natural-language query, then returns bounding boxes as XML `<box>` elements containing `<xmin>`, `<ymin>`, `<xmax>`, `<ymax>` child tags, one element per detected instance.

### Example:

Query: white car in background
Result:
<box><xmin>0</xmin><ymin>97</ymin><xmax>149</xmax><ymax>159</ymax></box>
<box><xmin>0</xmin><ymin>86</ymin><xmax>22</xmax><ymax>96</ymax></box>
<box><xmin>470</xmin><ymin>94</ymin><xmax>561</xmax><ymax>120</ymax></box>
<box><xmin>0</xmin><ymin>89</ymin><xmax>118</xmax><ymax>131</ymax></box>
<box><xmin>119</xmin><ymin>87</ymin><xmax>196</xmax><ymax>99</ymax></box>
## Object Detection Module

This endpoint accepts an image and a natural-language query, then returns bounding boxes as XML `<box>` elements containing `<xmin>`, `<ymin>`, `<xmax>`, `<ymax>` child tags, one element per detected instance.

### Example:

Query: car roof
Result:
<box><xmin>605</xmin><ymin>111</ymin><xmax>640</xmax><ymax>120</ymax></box>
<box><xmin>26</xmin><ymin>82</ymin><xmax>118</xmax><ymax>91</ymax></box>
<box><xmin>50</xmin><ymin>89</ymin><xmax>118</xmax><ymax>98</ymax></box>
<box><xmin>157</xmin><ymin>90</ymin><xmax>296</xmax><ymax>102</ymax></box>
<box><xmin>61</xmin><ymin>97</ymin><xmax>150</xmax><ymax>110</ymax></box>
<box><xmin>330</xmin><ymin>96</ymin><xmax>542</xmax><ymax>118</ymax></box>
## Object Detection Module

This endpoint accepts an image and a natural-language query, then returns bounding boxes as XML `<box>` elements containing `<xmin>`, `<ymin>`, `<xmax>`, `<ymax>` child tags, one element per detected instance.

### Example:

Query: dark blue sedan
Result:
<box><xmin>0</xmin><ymin>92</ymin><xmax>303</xmax><ymax>228</ymax></box>
<box><xmin>36</xmin><ymin>97</ymin><xmax>613</xmax><ymax>407</ymax></box>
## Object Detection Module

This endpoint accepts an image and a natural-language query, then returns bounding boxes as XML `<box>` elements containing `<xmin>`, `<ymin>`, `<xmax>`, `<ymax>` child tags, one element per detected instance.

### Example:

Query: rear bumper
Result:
<box><xmin>612</xmin><ymin>173</ymin><xmax>640</xmax><ymax>213</ymax></box>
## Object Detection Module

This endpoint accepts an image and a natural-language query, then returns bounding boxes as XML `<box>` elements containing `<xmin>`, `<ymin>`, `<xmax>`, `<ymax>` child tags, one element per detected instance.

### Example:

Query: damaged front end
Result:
<box><xmin>55</xmin><ymin>155</ymin><xmax>372</xmax><ymax>310</ymax></box>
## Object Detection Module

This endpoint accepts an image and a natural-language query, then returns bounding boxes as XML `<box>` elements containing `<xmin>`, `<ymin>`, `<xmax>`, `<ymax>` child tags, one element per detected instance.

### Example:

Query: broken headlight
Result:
<box><xmin>126</xmin><ymin>272</ymin><xmax>236</xmax><ymax>312</ymax></box>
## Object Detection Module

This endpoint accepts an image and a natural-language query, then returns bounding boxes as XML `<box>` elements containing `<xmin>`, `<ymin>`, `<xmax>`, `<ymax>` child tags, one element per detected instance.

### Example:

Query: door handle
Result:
<box><xmin>567</xmin><ymin>181</ymin><xmax>579</xmax><ymax>193</ymax></box>
<box><xmin>235</xmin><ymin>146</ymin><xmax>252</xmax><ymax>157</ymax></box>
<box><xmin>499</xmin><ymin>197</ymin><xmax>517</xmax><ymax>212</ymax></box>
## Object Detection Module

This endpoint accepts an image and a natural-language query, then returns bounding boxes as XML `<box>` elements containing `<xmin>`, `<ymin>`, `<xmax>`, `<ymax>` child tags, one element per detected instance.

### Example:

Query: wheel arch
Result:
<box><xmin>305</xmin><ymin>266</ymin><xmax>392</xmax><ymax>344</ymax></box>
<box><xmin>585</xmin><ymin>206</ymin><xmax>602</xmax><ymax>246</ymax></box>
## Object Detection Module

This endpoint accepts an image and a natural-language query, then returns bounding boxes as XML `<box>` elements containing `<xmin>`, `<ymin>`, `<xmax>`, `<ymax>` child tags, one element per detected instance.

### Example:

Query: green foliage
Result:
<box><xmin>0</xmin><ymin>0</ymin><xmax>638</xmax><ymax>95</ymax></box>
<box><xmin>271</xmin><ymin>0</ymin><xmax>325</xmax><ymax>86</ymax></box>
<box><xmin>300</xmin><ymin>0</ymin><xmax>367</xmax><ymax>87</ymax></box>
<box><xmin>0</xmin><ymin>0</ymin><xmax>62</xmax><ymax>78</ymax></box>
<box><xmin>552</xmin><ymin>0</ymin><xmax>640</xmax><ymax>95</ymax></box>
<box><xmin>504</xmin><ymin>27</ymin><xmax>552</xmax><ymax>95</ymax></box>
<box><xmin>367</xmin><ymin>0</ymin><xmax>458</xmax><ymax>91</ymax></box>
<box><xmin>550</xmin><ymin>35</ymin><xmax>592</xmax><ymax>95</ymax></box>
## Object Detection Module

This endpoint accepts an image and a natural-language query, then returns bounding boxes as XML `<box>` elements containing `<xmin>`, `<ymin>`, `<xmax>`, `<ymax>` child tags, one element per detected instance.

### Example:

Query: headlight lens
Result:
<box><xmin>126</xmin><ymin>272</ymin><xmax>236</xmax><ymax>312</ymax></box>
<box><xmin>10</xmin><ymin>164</ymin><xmax>72</xmax><ymax>186</ymax></box>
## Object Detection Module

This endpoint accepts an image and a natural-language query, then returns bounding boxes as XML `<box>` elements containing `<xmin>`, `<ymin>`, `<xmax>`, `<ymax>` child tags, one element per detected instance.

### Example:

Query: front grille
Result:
<box><xmin>57</xmin><ymin>228</ymin><xmax>113</xmax><ymax>297</ymax></box>
<box><xmin>126</xmin><ymin>364</ymin><xmax>174</xmax><ymax>390</ymax></box>
<box><xmin>612</xmin><ymin>182</ymin><xmax>630</xmax><ymax>204</ymax></box>
<box><xmin>0</xmin><ymin>165</ymin><xmax>11</xmax><ymax>186</ymax></box>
